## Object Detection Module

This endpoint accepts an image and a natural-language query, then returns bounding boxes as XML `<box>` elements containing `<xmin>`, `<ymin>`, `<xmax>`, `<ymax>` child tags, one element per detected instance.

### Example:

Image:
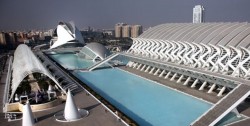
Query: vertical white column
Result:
<box><xmin>154</xmin><ymin>69</ymin><xmax>160</xmax><ymax>75</ymax></box>
<box><xmin>208</xmin><ymin>84</ymin><xmax>216</xmax><ymax>93</ymax></box>
<box><xmin>170</xmin><ymin>73</ymin><xmax>177</xmax><ymax>81</ymax></box>
<box><xmin>191</xmin><ymin>79</ymin><xmax>199</xmax><ymax>88</ymax></box>
<box><xmin>140</xmin><ymin>65</ymin><xmax>146</xmax><ymax>71</ymax></box>
<box><xmin>164</xmin><ymin>71</ymin><xmax>171</xmax><ymax>79</ymax></box>
<box><xmin>217</xmin><ymin>86</ymin><xmax>226</xmax><ymax>97</ymax></box>
<box><xmin>183</xmin><ymin>77</ymin><xmax>191</xmax><ymax>85</ymax></box>
<box><xmin>149</xmin><ymin>67</ymin><xmax>155</xmax><ymax>74</ymax></box>
<box><xmin>176</xmin><ymin>75</ymin><xmax>184</xmax><ymax>83</ymax></box>
<box><xmin>145</xmin><ymin>66</ymin><xmax>151</xmax><ymax>72</ymax></box>
<box><xmin>137</xmin><ymin>64</ymin><xmax>142</xmax><ymax>69</ymax></box>
<box><xmin>159</xmin><ymin>70</ymin><xmax>166</xmax><ymax>77</ymax></box>
<box><xmin>199</xmin><ymin>81</ymin><xmax>207</xmax><ymax>90</ymax></box>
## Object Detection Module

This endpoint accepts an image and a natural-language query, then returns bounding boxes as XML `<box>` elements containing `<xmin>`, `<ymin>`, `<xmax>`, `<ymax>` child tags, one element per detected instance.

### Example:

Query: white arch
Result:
<box><xmin>11</xmin><ymin>44</ymin><xmax>65</xmax><ymax>102</ymax></box>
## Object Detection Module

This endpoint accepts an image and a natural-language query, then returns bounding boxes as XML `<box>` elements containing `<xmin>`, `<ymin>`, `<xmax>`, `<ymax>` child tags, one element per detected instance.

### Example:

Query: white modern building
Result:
<box><xmin>50</xmin><ymin>21</ymin><xmax>84</xmax><ymax>49</ymax></box>
<box><xmin>193</xmin><ymin>5</ymin><xmax>204</xmax><ymax>23</ymax></box>
<box><xmin>126</xmin><ymin>22</ymin><xmax>250</xmax><ymax>126</ymax></box>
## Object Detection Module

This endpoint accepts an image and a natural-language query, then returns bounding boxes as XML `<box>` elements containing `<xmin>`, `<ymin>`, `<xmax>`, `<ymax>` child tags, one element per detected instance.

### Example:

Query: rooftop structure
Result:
<box><xmin>50</xmin><ymin>22</ymin><xmax>84</xmax><ymax>49</ymax></box>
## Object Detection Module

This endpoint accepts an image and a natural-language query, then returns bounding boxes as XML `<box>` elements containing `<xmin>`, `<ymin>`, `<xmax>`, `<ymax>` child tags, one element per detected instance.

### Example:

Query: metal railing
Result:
<box><xmin>3</xmin><ymin>56</ymin><xmax>13</xmax><ymax>112</ymax></box>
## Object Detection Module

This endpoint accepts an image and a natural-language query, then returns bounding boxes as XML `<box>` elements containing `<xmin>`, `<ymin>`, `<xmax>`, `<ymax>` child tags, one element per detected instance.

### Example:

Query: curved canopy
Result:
<box><xmin>128</xmin><ymin>22</ymin><xmax>250</xmax><ymax>79</ymax></box>
<box><xmin>11</xmin><ymin>44</ymin><xmax>61</xmax><ymax>101</ymax></box>
<box><xmin>79</xmin><ymin>42</ymin><xmax>111</xmax><ymax>60</ymax></box>
<box><xmin>139</xmin><ymin>22</ymin><xmax>250</xmax><ymax>49</ymax></box>
<box><xmin>50</xmin><ymin>21</ymin><xmax>84</xmax><ymax>49</ymax></box>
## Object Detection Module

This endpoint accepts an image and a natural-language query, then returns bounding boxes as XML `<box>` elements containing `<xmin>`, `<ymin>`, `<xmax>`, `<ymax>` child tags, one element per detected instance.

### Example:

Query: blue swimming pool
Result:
<box><xmin>73</xmin><ymin>69</ymin><xmax>211</xmax><ymax>126</ymax></box>
<box><xmin>49</xmin><ymin>53</ymin><xmax>244</xmax><ymax>126</ymax></box>
<box><xmin>50</xmin><ymin>53</ymin><xmax>94</xmax><ymax>69</ymax></box>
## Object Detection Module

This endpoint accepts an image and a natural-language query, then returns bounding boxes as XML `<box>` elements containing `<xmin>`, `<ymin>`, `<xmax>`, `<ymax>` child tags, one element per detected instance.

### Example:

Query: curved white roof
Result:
<box><xmin>128</xmin><ymin>22</ymin><xmax>250</xmax><ymax>79</ymax></box>
<box><xmin>139</xmin><ymin>22</ymin><xmax>250</xmax><ymax>48</ymax></box>
<box><xmin>50</xmin><ymin>21</ymin><xmax>84</xmax><ymax>49</ymax></box>
<box><xmin>11</xmin><ymin>44</ymin><xmax>61</xmax><ymax>101</ymax></box>
<box><xmin>79</xmin><ymin>42</ymin><xmax>111</xmax><ymax>60</ymax></box>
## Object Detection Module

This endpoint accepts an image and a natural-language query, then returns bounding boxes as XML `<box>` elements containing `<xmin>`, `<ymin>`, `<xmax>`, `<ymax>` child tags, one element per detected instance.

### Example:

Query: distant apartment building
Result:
<box><xmin>131</xmin><ymin>25</ymin><xmax>143</xmax><ymax>38</ymax></box>
<box><xmin>8</xmin><ymin>32</ymin><xmax>17</xmax><ymax>44</ymax></box>
<box><xmin>122</xmin><ymin>25</ymin><xmax>131</xmax><ymax>38</ymax></box>
<box><xmin>0</xmin><ymin>32</ymin><xmax>6</xmax><ymax>45</ymax></box>
<box><xmin>193</xmin><ymin>5</ymin><xmax>204</xmax><ymax>23</ymax></box>
<box><xmin>115</xmin><ymin>23</ymin><xmax>125</xmax><ymax>38</ymax></box>
<box><xmin>115</xmin><ymin>23</ymin><xmax>143</xmax><ymax>38</ymax></box>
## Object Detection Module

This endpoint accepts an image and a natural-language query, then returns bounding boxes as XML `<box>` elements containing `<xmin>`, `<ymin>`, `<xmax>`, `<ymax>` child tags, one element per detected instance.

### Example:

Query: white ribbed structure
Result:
<box><xmin>64</xmin><ymin>90</ymin><xmax>80</xmax><ymax>121</ymax></box>
<box><xmin>128</xmin><ymin>22</ymin><xmax>250</xmax><ymax>80</ymax></box>
<box><xmin>22</xmin><ymin>102</ymin><xmax>34</xmax><ymax>126</ymax></box>
<box><xmin>10</xmin><ymin>44</ymin><xmax>62</xmax><ymax>102</ymax></box>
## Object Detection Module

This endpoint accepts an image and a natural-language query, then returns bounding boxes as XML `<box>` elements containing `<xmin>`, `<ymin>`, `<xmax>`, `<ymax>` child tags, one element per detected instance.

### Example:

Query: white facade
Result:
<box><xmin>193</xmin><ymin>5</ymin><xmax>204</xmax><ymax>23</ymax></box>
<box><xmin>128</xmin><ymin>22</ymin><xmax>250</xmax><ymax>79</ymax></box>
<box><xmin>50</xmin><ymin>22</ymin><xmax>84</xmax><ymax>49</ymax></box>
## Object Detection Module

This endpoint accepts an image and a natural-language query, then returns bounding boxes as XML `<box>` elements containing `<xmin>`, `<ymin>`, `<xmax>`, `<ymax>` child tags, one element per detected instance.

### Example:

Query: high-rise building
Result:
<box><xmin>115</xmin><ymin>23</ymin><xmax>126</xmax><ymax>38</ymax></box>
<box><xmin>193</xmin><ymin>5</ymin><xmax>204</xmax><ymax>23</ymax></box>
<box><xmin>122</xmin><ymin>25</ymin><xmax>131</xmax><ymax>38</ymax></box>
<box><xmin>131</xmin><ymin>25</ymin><xmax>143</xmax><ymax>38</ymax></box>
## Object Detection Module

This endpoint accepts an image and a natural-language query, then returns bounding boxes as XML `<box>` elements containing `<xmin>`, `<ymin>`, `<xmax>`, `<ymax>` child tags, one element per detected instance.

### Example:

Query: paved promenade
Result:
<box><xmin>0</xmin><ymin>58</ymin><xmax>125</xmax><ymax>126</ymax></box>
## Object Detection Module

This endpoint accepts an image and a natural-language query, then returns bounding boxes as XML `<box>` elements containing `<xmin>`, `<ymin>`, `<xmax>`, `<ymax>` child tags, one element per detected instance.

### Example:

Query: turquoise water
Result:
<box><xmin>49</xmin><ymin>53</ymin><xmax>244</xmax><ymax>126</ymax></box>
<box><xmin>73</xmin><ymin>69</ymin><xmax>211</xmax><ymax>126</ymax></box>
<box><xmin>49</xmin><ymin>53</ymin><xmax>94</xmax><ymax>69</ymax></box>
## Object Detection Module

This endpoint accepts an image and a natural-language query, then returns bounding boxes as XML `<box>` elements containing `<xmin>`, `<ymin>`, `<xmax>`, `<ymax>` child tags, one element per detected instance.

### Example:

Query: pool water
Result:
<box><xmin>73</xmin><ymin>69</ymin><xmax>211</xmax><ymax>126</ymax></box>
<box><xmin>49</xmin><ymin>53</ymin><xmax>94</xmax><ymax>69</ymax></box>
<box><xmin>49</xmin><ymin>52</ymin><xmax>244</xmax><ymax>126</ymax></box>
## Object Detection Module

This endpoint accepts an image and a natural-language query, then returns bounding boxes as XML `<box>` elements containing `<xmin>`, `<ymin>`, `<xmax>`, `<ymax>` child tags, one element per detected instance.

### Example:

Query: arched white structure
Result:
<box><xmin>50</xmin><ymin>21</ymin><xmax>84</xmax><ymax>49</ymax></box>
<box><xmin>128</xmin><ymin>22</ymin><xmax>250</xmax><ymax>79</ymax></box>
<box><xmin>11</xmin><ymin>44</ymin><xmax>64</xmax><ymax>102</ymax></box>
<box><xmin>78</xmin><ymin>42</ymin><xmax>111</xmax><ymax>61</ymax></box>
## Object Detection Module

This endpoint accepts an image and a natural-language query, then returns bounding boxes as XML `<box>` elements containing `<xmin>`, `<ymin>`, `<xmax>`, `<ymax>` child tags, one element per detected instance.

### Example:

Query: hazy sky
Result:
<box><xmin>1</xmin><ymin>0</ymin><xmax>250</xmax><ymax>30</ymax></box>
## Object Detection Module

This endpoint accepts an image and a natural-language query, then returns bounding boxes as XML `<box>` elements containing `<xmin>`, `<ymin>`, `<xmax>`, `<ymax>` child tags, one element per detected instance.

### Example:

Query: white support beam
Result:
<box><xmin>217</xmin><ymin>86</ymin><xmax>226</xmax><ymax>97</ymax></box>
<box><xmin>208</xmin><ymin>84</ymin><xmax>216</xmax><ymax>93</ymax></box>
<box><xmin>164</xmin><ymin>71</ymin><xmax>171</xmax><ymax>79</ymax></box>
<box><xmin>137</xmin><ymin>64</ymin><xmax>142</xmax><ymax>69</ymax></box>
<box><xmin>159</xmin><ymin>70</ymin><xmax>166</xmax><ymax>77</ymax></box>
<box><xmin>145</xmin><ymin>66</ymin><xmax>151</xmax><ymax>72</ymax></box>
<box><xmin>183</xmin><ymin>77</ymin><xmax>191</xmax><ymax>85</ymax></box>
<box><xmin>191</xmin><ymin>79</ymin><xmax>199</xmax><ymax>88</ymax></box>
<box><xmin>140</xmin><ymin>64</ymin><xmax>146</xmax><ymax>71</ymax></box>
<box><xmin>154</xmin><ymin>68</ymin><xmax>160</xmax><ymax>75</ymax></box>
<box><xmin>199</xmin><ymin>81</ymin><xmax>207</xmax><ymax>91</ymax></box>
<box><xmin>176</xmin><ymin>75</ymin><xmax>184</xmax><ymax>83</ymax></box>
<box><xmin>170</xmin><ymin>73</ymin><xmax>177</xmax><ymax>81</ymax></box>
<box><xmin>149</xmin><ymin>67</ymin><xmax>155</xmax><ymax>74</ymax></box>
